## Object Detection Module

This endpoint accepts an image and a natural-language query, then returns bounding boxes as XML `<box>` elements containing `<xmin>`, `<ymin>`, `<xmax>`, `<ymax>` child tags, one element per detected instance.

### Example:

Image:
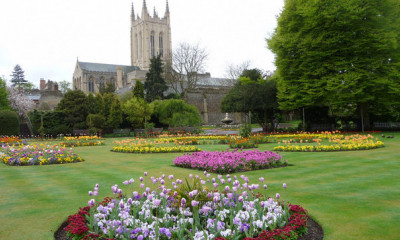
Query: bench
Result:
<box><xmin>134</xmin><ymin>128</ymin><xmax>164</xmax><ymax>137</ymax></box>
<box><xmin>373</xmin><ymin>122</ymin><xmax>400</xmax><ymax>130</ymax></box>
<box><xmin>168</xmin><ymin>127</ymin><xmax>198</xmax><ymax>134</ymax></box>
<box><xmin>113</xmin><ymin>129</ymin><xmax>131</xmax><ymax>137</ymax></box>
<box><xmin>73</xmin><ymin>130</ymin><xmax>90</xmax><ymax>136</ymax></box>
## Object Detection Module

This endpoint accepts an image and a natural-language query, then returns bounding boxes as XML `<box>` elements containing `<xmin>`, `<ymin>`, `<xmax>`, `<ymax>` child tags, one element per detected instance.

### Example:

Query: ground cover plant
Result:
<box><xmin>0</xmin><ymin>133</ymin><xmax>399</xmax><ymax>240</ymax></box>
<box><xmin>174</xmin><ymin>150</ymin><xmax>287</xmax><ymax>174</ymax></box>
<box><xmin>60</xmin><ymin>136</ymin><xmax>105</xmax><ymax>147</ymax></box>
<box><xmin>65</xmin><ymin>173</ymin><xmax>308</xmax><ymax>240</ymax></box>
<box><xmin>0</xmin><ymin>143</ymin><xmax>83</xmax><ymax>166</ymax></box>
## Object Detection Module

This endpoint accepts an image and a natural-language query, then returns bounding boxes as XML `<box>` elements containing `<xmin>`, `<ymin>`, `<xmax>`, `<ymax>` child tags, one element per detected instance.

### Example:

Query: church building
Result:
<box><xmin>72</xmin><ymin>0</ymin><xmax>241</xmax><ymax>125</ymax></box>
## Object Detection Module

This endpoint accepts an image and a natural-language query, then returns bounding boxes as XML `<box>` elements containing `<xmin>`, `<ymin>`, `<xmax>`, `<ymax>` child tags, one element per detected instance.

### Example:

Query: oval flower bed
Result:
<box><xmin>112</xmin><ymin>145</ymin><xmax>201</xmax><ymax>153</ymax></box>
<box><xmin>1</xmin><ymin>144</ymin><xmax>83</xmax><ymax>166</ymax></box>
<box><xmin>64</xmin><ymin>173</ymin><xmax>308</xmax><ymax>240</ymax></box>
<box><xmin>60</xmin><ymin>136</ymin><xmax>105</xmax><ymax>147</ymax></box>
<box><xmin>174</xmin><ymin>150</ymin><xmax>287</xmax><ymax>174</ymax></box>
<box><xmin>273</xmin><ymin>134</ymin><xmax>384</xmax><ymax>152</ymax></box>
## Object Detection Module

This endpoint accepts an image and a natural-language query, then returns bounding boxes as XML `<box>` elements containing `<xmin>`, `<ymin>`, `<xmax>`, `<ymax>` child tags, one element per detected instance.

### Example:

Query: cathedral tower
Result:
<box><xmin>131</xmin><ymin>0</ymin><xmax>172</xmax><ymax>70</ymax></box>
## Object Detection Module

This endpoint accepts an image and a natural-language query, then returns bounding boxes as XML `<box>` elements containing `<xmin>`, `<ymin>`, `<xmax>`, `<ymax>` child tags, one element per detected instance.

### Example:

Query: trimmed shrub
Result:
<box><xmin>0</xmin><ymin>110</ymin><xmax>20</xmax><ymax>136</ymax></box>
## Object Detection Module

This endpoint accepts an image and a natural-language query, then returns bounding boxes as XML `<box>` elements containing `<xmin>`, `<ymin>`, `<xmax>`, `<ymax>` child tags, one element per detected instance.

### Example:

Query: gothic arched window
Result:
<box><xmin>150</xmin><ymin>31</ymin><xmax>155</xmax><ymax>57</ymax></box>
<box><xmin>88</xmin><ymin>76</ymin><xmax>94</xmax><ymax>93</ymax></box>
<box><xmin>139</xmin><ymin>32</ymin><xmax>142</xmax><ymax>59</ymax></box>
<box><xmin>159</xmin><ymin>32</ymin><xmax>164</xmax><ymax>57</ymax></box>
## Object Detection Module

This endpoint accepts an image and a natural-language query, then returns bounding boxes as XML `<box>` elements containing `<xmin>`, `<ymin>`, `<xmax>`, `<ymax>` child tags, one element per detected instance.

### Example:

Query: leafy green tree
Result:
<box><xmin>86</xmin><ymin>114</ymin><xmax>105</xmax><ymax>130</ymax></box>
<box><xmin>0</xmin><ymin>77</ymin><xmax>10</xmax><ymax>110</ymax></box>
<box><xmin>123</xmin><ymin>97</ymin><xmax>153</xmax><ymax>128</ymax></box>
<box><xmin>95</xmin><ymin>93</ymin><xmax>105</xmax><ymax>114</ymax></box>
<box><xmin>10</xmin><ymin>65</ymin><xmax>27</xmax><ymax>89</ymax></box>
<box><xmin>221</xmin><ymin>69</ymin><xmax>279</xmax><ymax>132</ymax></box>
<box><xmin>56</xmin><ymin>90</ymin><xmax>88</xmax><ymax>129</ymax></box>
<box><xmin>144</xmin><ymin>55</ymin><xmax>168</xmax><ymax>102</ymax></box>
<box><xmin>154</xmin><ymin>99</ymin><xmax>202</xmax><ymax>127</ymax></box>
<box><xmin>108</xmin><ymin>97</ymin><xmax>123</xmax><ymax>129</ymax></box>
<box><xmin>58</xmin><ymin>80</ymin><xmax>72</xmax><ymax>94</ymax></box>
<box><xmin>102</xmin><ymin>93</ymin><xmax>115</xmax><ymax>120</ymax></box>
<box><xmin>133</xmin><ymin>80</ymin><xmax>145</xmax><ymax>99</ymax></box>
<box><xmin>87</xmin><ymin>92</ymin><xmax>97</xmax><ymax>114</ymax></box>
<box><xmin>268</xmin><ymin>0</ymin><xmax>400</xmax><ymax>131</ymax></box>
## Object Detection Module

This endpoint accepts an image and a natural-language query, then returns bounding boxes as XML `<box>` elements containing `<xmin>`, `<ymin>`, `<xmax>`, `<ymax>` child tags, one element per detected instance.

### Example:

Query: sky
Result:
<box><xmin>0</xmin><ymin>0</ymin><xmax>284</xmax><ymax>88</ymax></box>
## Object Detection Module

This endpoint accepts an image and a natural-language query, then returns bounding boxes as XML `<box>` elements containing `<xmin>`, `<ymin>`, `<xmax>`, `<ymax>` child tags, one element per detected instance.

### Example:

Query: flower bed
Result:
<box><xmin>60</xmin><ymin>136</ymin><xmax>105</xmax><ymax>147</ymax></box>
<box><xmin>1</xmin><ymin>144</ymin><xmax>83</xmax><ymax>166</ymax></box>
<box><xmin>112</xmin><ymin>145</ymin><xmax>201</xmax><ymax>153</ymax></box>
<box><xmin>64</xmin><ymin>173</ymin><xmax>308</xmax><ymax>240</ymax></box>
<box><xmin>0</xmin><ymin>136</ymin><xmax>22</xmax><ymax>145</ymax></box>
<box><xmin>174</xmin><ymin>150</ymin><xmax>287</xmax><ymax>174</ymax></box>
<box><xmin>229</xmin><ymin>137</ymin><xmax>258</xmax><ymax>149</ymax></box>
<box><xmin>274</xmin><ymin>134</ymin><xmax>384</xmax><ymax>152</ymax></box>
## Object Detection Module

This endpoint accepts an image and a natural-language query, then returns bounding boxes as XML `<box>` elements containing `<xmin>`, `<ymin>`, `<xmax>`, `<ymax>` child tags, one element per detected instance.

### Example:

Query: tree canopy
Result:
<box><xmin>0</xmin><ymin>77</ymin><xmax>10</xmax><ymax>110</ymax></box>
<box><xmin>268</xmin><ymin>0</ymin><xmax>400</xmax><ymax>129</ymax></box>
<box><xmin>221</xmin><ymin>69</ymin><xmax>279</xmax><ymax>131</ymax></box>
<box><xmin>153</xmin><ymin>99</ymin><xmax>202</xmax><ymax>127</ymax></box>
<box><xmin>56</xmin><ymin>90</ymin><xmax>88</xmax><ymax>129</ymax></box>
<box><xmin>144</xmin><ymin>55</ymin><xmax>168</xmax><ymax>102</ymax></box>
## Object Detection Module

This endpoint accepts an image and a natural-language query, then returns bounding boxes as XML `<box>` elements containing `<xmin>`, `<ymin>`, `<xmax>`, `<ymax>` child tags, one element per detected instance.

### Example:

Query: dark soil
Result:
<box><xmin>55</xmin><ymin>217</ymin><xmax>323</xmax><ymax>240</ymax></box>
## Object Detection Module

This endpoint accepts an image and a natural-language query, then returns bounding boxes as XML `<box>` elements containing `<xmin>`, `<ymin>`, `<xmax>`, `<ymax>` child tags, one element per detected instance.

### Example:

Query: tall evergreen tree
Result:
<box><xmin>144</xmin><ymin>55</ymin><xmax>168</xmax><ymax>102</ymax></box>
<box><xmin>10</xmin><ymin>65</ymin><xmax>27</xmax><ymax>88</ymax></box>
<box><xmin>268</xmin><ymin>0</ymin><xmax>400</xmax><ymax>130</ymax></box>
<box><xmin>56</xmin><ymin>90</ymin><xmax>88</xmax><ymax>129</ymax></box>
<box><xmin>132</xmin><ymin>80</ymin><xmax>145</xmax><ymax>99</ymax></box>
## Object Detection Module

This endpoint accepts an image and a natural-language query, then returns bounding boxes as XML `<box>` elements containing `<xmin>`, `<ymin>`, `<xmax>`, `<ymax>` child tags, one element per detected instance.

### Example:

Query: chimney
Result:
<box><xmin>117</xmin><ymin>67</ymin><xmax>123</xmax><ymax>89</ymax></box>
<box><xmin>40</xmin><ymin>78</ymin><xmax>46</xmax><ymax>90</ymax></box>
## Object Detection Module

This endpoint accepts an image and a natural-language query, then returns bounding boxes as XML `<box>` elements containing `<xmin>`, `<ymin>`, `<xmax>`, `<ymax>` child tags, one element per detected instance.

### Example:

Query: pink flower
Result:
<box><xmin>88</xmin><ymin>199</ymin><xmax>95</xmax><ymax>207</ymax></box>
<box><xmin>123</xmin><ymin>180</ymin><xmax>129</xmax><ymax>185</ymax></box>
<box><xmin>154</xmin><ymin>199</ymin><xmax>161</xmax><ymax>206</ymax></box>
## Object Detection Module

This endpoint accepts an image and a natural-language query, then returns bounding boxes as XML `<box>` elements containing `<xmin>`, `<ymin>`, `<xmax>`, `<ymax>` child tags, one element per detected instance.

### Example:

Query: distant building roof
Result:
<box><xmin>78</xmin><ymin>61</ymin><xmax>140</xmax><ymax>73</ymax></box>
<box><xmin>27</xmin><ymin>94</ymin><xmax>41</xmax><ymax>101</ymax></box>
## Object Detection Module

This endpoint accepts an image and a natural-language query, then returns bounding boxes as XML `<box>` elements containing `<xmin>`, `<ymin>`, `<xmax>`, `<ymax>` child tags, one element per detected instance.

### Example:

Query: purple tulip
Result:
<box><xmin>140</xmin><ymin>183</ymin><xmax>145</xmax><ymax>188</ymax></box>
<box><xmin>181</xmin><ymin>198</ymin><xmax>186</xmax><ymax>207</ymax></box>
<box><xmin>88</xmin><ymin>199</ymin><xmax>95</xmax><ymax>207</ymax></box>
<box><xmin>213</xmin><ymin>183</ymin><xmax>218</xmax><ymax>188</ymax></box>
<box><xmin>140</xmin><ymin>177</ymin><xmax>144</xmax><ymax>182</ymax></box>
<box><xmin>123</xmin><ymin>180</ymin><xmax>129</xmax><ymax>185</ymax></box>
<box><xmin>263</xmin><ymin>184</ymin><xmax>267</xmax><ymax>189</ymax></box>
<box><xmin>133</xmin><ymin>191</ymin><xmax>138</xmax><ymax>197</ymax></box>
<box><xmin>169</xmin><ymin>175</ymin><xmax>174</xmax><ymax>180</ymax></box>
<box><xmin>127</xmin><ymin>198</ymin><xmax>133</xmax><ymax>205</ymax></box>
<box><xmin>238</xmin><ymin>196</ymin><xmax>243</xmax><ymax>202</ymax></box>
<box><xmin>225</xmin><ymin>186</ymin><xmax>230</xmax><ymax>191</ymax></box>
<box><xmin>128</xmin><ymin>178</ymin><xmax>134</xmax><ymax>184</ymax></box>
<box><xmin>144</xmin><ymin>172</ymin><xmax>148</xmax><ymax>176</ymax></box>
<box><xmin>191</xmin><ymin>200</ymin><xmax>199</xmax><ymax>207</ymax></box>
<box><xmin>189</xmin><ymin>174</ymin><xmax>193</xmax><ymax>178</ymax></box>
<box><xmin>276</xmin><ymin>193</ymin><xmax>280</xmax><ymax>199</ymax></box>
<box><xmin>283</xmin><ymin>183</ymin><xmax>287</xmax><ymax>189</ymax></box>
<box><xmin>94</xmin><ymin>191</ymin><xmax>98</xmax><ymax>196</ymax></box>
<box><xmin>203</xmin><ymin>171</ymin><xmax>207</xmax><ymax>175</ymax></box>
<box><xmin>154</xmin><ymin>199</ymin><xmax>162</xmax><ymax>206</ymax></box>
<box><xmin>259</xmin><ymin>177</ymin><xmax>264</xmax><ymax>182</ymax></box>
<box><xmin>88</xmin><ymin>191</ymin><xmax>93</xmax><ymax>196</ymax></box>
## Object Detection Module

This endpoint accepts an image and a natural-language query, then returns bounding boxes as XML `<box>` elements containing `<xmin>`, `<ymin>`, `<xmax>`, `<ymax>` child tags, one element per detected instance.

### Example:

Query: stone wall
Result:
<box><xmin>186</xmin><ymin>87</ymin><xmax>242</xmax><ymax>125</ymax></box>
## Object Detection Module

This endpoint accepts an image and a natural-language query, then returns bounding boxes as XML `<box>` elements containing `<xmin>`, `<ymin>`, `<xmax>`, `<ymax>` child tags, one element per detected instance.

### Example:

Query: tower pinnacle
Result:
<box><xmin>166</xmin><ymin>0</ymin><xmax>169</xmax><ymax>13</ymax></box>
<box><xmin>131</xmin><ymin>2</ymin><xmax>135</xmax><ymax>22</ymax></box>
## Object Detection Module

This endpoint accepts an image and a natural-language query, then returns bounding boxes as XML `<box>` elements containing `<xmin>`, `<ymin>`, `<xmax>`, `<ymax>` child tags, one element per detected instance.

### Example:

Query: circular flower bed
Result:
<box><xmin>64</xmin><ymin>173</ymin><xmax>308</xmax><ymax>240</ymax></box>
<box><xmin>174</xmin><ymin>150</ymin><xmax>287</xmax><ymax>174</ymax></box>
<box><xmin>1</xmin><ymin>144</ymin><xmax>83</xmax><ymax>166</ymax></box>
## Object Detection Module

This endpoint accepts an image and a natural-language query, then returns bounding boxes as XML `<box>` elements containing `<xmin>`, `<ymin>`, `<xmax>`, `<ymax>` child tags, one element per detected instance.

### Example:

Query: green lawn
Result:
<box><xmin>1</xmin><ymin>133</ymin><xmax>399</xmax><ymax>239</ymax></box>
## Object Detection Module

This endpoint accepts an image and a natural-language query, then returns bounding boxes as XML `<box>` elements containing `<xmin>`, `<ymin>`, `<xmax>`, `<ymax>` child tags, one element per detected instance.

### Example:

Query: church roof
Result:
<box><xmin>78</xmin><ymin>61</ymin><xmax>140</xmax><ymax>73</ymax></box>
